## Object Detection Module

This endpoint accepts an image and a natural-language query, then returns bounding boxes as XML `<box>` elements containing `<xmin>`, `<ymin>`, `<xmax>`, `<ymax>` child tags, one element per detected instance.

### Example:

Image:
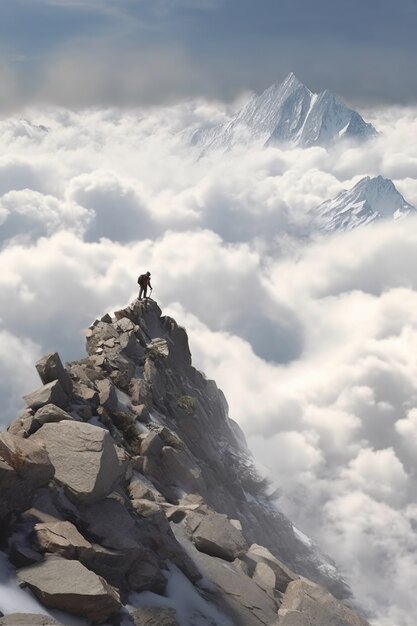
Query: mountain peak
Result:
<box><xmin>0</xmin><ymin>298</ymin><xmax>367</xmax><ymax>625</ymax></box>
<box><xmin>313</xmin><ymin>176</ymin><xmax>416</xmax><ymax>234</ymax></box>
<box><xmin>195</xmin><ymin>74</ymin><xmax>377</xmax><ymax>153</ymax></box>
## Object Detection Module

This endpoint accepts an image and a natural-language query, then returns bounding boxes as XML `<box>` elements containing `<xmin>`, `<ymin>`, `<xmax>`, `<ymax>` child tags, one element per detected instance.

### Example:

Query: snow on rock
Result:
<box><xmin>312</xmin><ymin>175</ymin><xmax>416</xmax><ymax>234</ymax></box>
<box><xmin>130</xmin><ymin>564</ymin><xmax>235</xmax><ymax>626</ymax></box>
<box><xmin>194</xmin><ymin>72</ymin><xmax>377</xmax><ymax>153</ymax></box>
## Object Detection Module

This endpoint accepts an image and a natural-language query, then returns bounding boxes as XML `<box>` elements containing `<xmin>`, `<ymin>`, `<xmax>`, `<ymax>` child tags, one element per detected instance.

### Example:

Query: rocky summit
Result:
<box><xmin>0</xmin><ymin>299</ymin><xmax>371</xmax><ymax>625</ymax></box>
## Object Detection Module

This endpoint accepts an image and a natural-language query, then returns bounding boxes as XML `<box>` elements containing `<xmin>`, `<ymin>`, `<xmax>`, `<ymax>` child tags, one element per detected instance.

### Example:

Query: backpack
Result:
<box><xmin>138</xmin><ymin>274</ymin><xmax>146</xmax><ymax>287</ymax></box>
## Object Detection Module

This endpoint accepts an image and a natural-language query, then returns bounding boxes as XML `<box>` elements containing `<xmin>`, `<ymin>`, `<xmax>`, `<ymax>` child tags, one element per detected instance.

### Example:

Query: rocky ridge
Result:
<box><xmin>0</xmin><ymin>299</ymin><xmax>371</xmax><ymax>625</ymax></box>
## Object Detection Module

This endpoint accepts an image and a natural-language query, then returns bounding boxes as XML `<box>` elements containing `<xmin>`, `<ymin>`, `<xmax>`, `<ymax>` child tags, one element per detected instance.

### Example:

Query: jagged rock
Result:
<box><xmin>36</xmin><ymin>352</ymin><xmax>73</xmax><ymax>396</ymax></box>
<box><xmin>18</xmin><ymin>557</ymin><xmax>121</xmax><ymax>623</ymax></box>
<box><xmin>130</xmin><ymin>379</ymin><xmax>152</xmax><ymax>406</ymax></box>
<box><xmin>100</xmin><ymin>313</ymin><xmax>113</xmax><ymax>323</ymax></box>
<box><xmin>246</xmin><ymin>543</ymin><xmax>298</xmax><ymax>594</ymax></box>
<box><xmin>23</xmin><ymin>381</ymin><xmax>68</xmax><ymax>411</ymax></box>
<box><xmin>160</xmin><ymin>446</ymin><xmax>206</xmax><ymax>494</ymax></box>
<box><xmin>7</xmin><ymin>405</ymin><xmax>74</xmax><ymax>438</ymax></box>
<box><xmin>141</xmin><ymin>444</ymin><xmax>206</xmax><ymax>495</ymax></box>
<box><xmin>96</xmin><ymin>379</ymin><xmax>118</xmax><ymax>413</ymax></box>
<box><xmin>0</xmin><ymin>615</ymin><xmax>62</xmax><ymax>625</ymax></box>
<box><xmin>131</xmin><ymin>607</ymin><xmax>179</xmax><ymax>626</ymax></box>
<box><xmin>34</xmin><ymin>520</ymin><xmax>92</xmax><ymax>558</ymax></box>
<box><xmin>131</xmin><ymin>404</ymin><xmax>150</xmax><ymax>422</ymax></box>
<box><xmin>0</xmin><ymin>433</ymin><xmax>54</xmax><ymax>520</ymax></box>
<box><xmin>136</xmin><ymin>510</ymin><xmax>201</xmax><ymax>583</ymax></box>
<box><xmin>253</xmin><ymin>561</ymin><xmax>276</xmax><ymax>596</ymax></box>
<box><xmin>186</xmin><ymin>511</ymin><xmax>248</xmax><ymax>562</ymax></box>
<box><xmin>131</xmin><ymin>499</ymin><xmax>163</xmax><ymax>517</ymax></box>
<box><xmin>172</xmin><ymin>523</ymin><xmax>278</xmax><ymax>626</ymax></box>
<box><xmin>141</xmin><ymin>432</ymin><xmax>163</xmax><ymax>457</ymax></box>
<box><xmin>115</xmin><ymin>317</ymin><xmax>137</xmax><ymax>334</ymax></box>
<box><xmin>80</xmin><ymin>543</ymin><xmax>137</xmax><ymax>591</ymax></box>
<box><xmin>127</xmin><ymin>553</ymin><xmax>167</xmax><ymax>593</ymax></box>
<box><xmin>73</xmin><ymin>383</ymin><xmax>100</xmax><ymax>408</ymax></box>
<box><xmin>86</xmin><ymin>321</ymin><xmax>119</xmax><ymax>356</ymax></box>
<box><xmin>31</xmin><ymin>405</ymin><xmax>75</xmax><ymax>432</ymax></box>
<box><xmin>108</xmin><ymin>355</ymin><xmax>136</xmax><ymax>391</ymax></box>
<box><xmin>277</xmin><ymin>578</ymin><xmax>370</xmax><ymax>625</ymax></box>
<box><xmin>7</xmin><ymin>408</ymin><xmax>35</xmax><ymax>437</ymax></box>
<box><xmin>70</xmin><ymin>363</ymin><xmax>103</xmax><ymax>386</ymax></box>
<box><xmin>129</xmin><ymin>477</ymin><xmax>155</xmax><ymax>501</ymax></box>
<box><xmin>78</xmin><ymin>496</ymin><xmax>141</xmax><ymax>551</ymax></box>
<box><xmin>31</xmin><ymin>422</ymin><xmax>124</xmax><ymax>503</ymax></box>
<box><xmin>148</xmin><ymin>338</ymin><xmax>169</xmax><ymax>358</ymax></box>
<box><xmin>119</xmin><ymin>332</ymin><xmax>145</xmax><ymax>361</ymax></box>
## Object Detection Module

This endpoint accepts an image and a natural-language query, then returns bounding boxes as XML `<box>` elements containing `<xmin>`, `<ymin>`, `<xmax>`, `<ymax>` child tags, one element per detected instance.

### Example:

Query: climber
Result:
<box><xmin>138</xmin><ymin>271</ymin><xmax>152</xmax><ymax>300</ymax></box>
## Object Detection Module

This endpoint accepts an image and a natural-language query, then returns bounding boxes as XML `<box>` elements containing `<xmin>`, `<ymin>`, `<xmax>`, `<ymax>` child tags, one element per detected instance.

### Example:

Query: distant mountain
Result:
<box><xmin>0</xmin><ymin>118</ymin><xmax>49</xmax><ymax>139</ymax></box>
<box><xmin>312</xmin><ymin>176</ymin><xmax>416</xmax><ymax>234</ymax></box>
<box><xmin>194</xmin><ymin>73</ymin><xmax>377</xmax><ymax>153</ymax></box>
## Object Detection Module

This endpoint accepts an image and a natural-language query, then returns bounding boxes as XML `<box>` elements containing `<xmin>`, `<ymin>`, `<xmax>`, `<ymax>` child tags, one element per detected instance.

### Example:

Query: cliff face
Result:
<box><xmin>0</xmin><ymin>299</ymin><xmax>370</xmax><ymax>626</ymax></box>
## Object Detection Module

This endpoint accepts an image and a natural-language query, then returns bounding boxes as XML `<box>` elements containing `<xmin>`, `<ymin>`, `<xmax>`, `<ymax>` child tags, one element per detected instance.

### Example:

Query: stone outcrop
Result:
<box><xmin>17</xmin><ymin>557</ymin><xmax>121</xmax><ymax>623</ymax></box>
<box><xmin>185</xmin><ymin>510</ymin><xmax>248</xmax><ymax>561</ymax></box>
<box><xmin>35</xmin><ymin>352</ymin><xmax>73</xmax><ymax>396</ymax></box>
<box><xmin>31</xmin><ymin>421</ymin><xmax>124</xmax><ymax>503</ymax></box>
<box><xmin>0</xmin><ymin>433</ymin><xmax>54</xmax><ymax>523</ymax></box>
<box><xmin>0</xmin><ymin>298</ymin><xmax>370</xmax><ymax>626</ymax></box>
<box><xmin>23</xmin><ymin>381</ymin><xmax>68</xmax><ymax>412</ymax></box>
<box><xmin>277</xmin><ymin>578</ymin><xmax>370</xmax><ymax>625</ymax></box>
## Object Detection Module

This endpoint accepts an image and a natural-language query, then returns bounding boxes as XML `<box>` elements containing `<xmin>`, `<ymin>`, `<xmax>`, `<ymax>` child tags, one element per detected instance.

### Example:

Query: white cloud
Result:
<box><xmin>0</xmin><ymin>101</ymin><xmax>416</xmax><ymax>624</ymax></box>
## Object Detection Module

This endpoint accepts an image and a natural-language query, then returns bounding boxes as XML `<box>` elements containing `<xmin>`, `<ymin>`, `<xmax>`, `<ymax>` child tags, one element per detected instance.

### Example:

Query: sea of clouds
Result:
<box><xmin>1</xmin><ymin>100</ymin><xmax>417</xmax><ymax>625</ymax></box>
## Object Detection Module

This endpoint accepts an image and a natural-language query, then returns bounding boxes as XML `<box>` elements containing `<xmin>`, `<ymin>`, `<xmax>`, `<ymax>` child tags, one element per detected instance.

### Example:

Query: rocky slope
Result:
<box><xmin>193</xmin><ymin>73</ymin><xmax>377</xmax><ymax>153</ymax></box>
<box><xmin>0</xmin><ymin>299</ymin><xmax>371</xmax><ymax>625</ymax></box>
<box><xmin>312</xmin><ymin>175</ymin><xmax>416</xmax><ymax>234</ymax></box>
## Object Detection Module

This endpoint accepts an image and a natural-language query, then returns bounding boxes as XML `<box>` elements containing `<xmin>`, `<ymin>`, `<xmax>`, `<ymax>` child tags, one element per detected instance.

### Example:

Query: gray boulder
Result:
<box><xmin>18</xmin><ymin>557</ymin><xmax>121</xmax><ymax>623</ymax></box>
<box><xmin>186</xmin><ymin>511</ymin><xmax>248</xmax><ymax>562</ymax></box>
<box><xmin>31</xmin><ymin>421</ymin><xmax>124</xmax><ymax>503</ymax></box>
<box><xmin>22</xmin><ymin>404</ymin><xmax>74</xmax><ymax>438</ymax></box>
<box><xmin>34</xmin><ymin>520</ymin><xmax>92</xmax><ymax>558</ymax></box>
<box><xmin>0</xmin><ymin>433</ymin><xmax>54</xmax><ymax>520</ymax></box>
<box><xmin>131</xmin><ymin>607</ymin><xmax>179</xmax><ymax>626</ymax></box>
<box><xmin>247</xmin><ymin>543</ymin><xmax>298</xmax><ymax>594</ymax></box>
<box><xmin>96</xmin><ymin>379</ymin><xmax>118</xmax><ymax>413</ymax></box>
<box><xmin>80</xmin><ymin>543</ymin><xmax>137</xmax><ymax>591</ymax></box>
<box><xmin>78</xmin><ymin>496</ymin><xmax>141</xmax><ymax>551</ymax></box>
<box><xmin>277</xmin><ymin>578</ymin><xmax>370</xmax><ymax>626</ymax></box>
<box><xmin>35</xmin><ymin>352</ymin><xmax>73</xmax><ymax>396</ymax></box>
<box><xmin>23</xmin><ymin>381</ymin><xmax>68</xmax><ymax>411</ymax></box>
<box><xmin>7</xmin><ymin>405</ymin><xmax>74</xmax><ymax>438</ymax></box>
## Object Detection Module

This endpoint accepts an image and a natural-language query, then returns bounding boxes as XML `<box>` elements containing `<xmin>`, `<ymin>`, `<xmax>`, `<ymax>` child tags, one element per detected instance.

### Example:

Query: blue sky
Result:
<box><xmin>0</xmin><ymin>0</ymin><xmax>416</xmax><ymax>108</ymax></box>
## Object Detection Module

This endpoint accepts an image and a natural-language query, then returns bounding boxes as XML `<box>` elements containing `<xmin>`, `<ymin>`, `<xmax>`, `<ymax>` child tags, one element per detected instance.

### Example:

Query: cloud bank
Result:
<box><xmin>0</xmin><ymin>102</ymin><xmax>417</xmax><ymax>625</ymax></box>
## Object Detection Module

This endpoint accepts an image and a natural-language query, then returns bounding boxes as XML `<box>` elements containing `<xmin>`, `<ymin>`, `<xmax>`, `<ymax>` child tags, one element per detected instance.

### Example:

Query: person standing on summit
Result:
<box><xmin>138</xmin><ymin>271</ymin><xmax>152</xmax><ymax>300</ymax></box>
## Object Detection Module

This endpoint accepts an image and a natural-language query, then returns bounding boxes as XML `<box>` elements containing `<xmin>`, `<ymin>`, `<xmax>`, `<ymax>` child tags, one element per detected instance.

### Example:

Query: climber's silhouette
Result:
<box><xmin>138</xmin><ymin>271</ymin><xmax>152</xmax><ymax>300</ymax></box>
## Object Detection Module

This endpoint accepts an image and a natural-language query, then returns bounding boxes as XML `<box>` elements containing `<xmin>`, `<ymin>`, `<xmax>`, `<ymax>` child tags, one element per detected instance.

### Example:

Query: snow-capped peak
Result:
<box><xmin>312</xmin><ymin>176</ymin><xmax>416</xmax><ymax>234</ymax></box>
<box><xmin>194</xmin><ymin>73</ymin><xmax>377</xmax><ymax>153</ymax></box>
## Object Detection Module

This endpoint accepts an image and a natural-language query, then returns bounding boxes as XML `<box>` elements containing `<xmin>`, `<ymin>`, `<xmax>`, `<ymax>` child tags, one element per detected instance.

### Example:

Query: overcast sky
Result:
<box><xmin>1</xmin><ymin>0</ymin><xmax>416</xmax><ymax>109</ymax></box>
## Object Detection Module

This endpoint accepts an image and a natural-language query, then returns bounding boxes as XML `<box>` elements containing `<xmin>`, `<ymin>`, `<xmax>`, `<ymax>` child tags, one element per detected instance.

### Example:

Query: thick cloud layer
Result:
<box><xmin>0</xmin><ymin>102</ymin><xmax>417</xmax><ymax>625</ymax></box>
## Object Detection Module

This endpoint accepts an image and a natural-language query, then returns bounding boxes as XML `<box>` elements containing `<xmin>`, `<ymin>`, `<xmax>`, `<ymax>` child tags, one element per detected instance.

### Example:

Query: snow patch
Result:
<box><xmin>129</xmin><ymin>564</ymin><xmax>235</xmax><ymax>626</ymax></box>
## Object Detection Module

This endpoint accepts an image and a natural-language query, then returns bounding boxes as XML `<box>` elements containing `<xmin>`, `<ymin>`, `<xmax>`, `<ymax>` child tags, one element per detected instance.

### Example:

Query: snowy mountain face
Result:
<box><xmin>194</xmin><ymin>73</ymin><xmax>377</xmax><ymax>152</ymax></box>
<box><xmin>312</xmin><ymin>176</ymin><xmax>416</xmax><ymax>234</ymax></box>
